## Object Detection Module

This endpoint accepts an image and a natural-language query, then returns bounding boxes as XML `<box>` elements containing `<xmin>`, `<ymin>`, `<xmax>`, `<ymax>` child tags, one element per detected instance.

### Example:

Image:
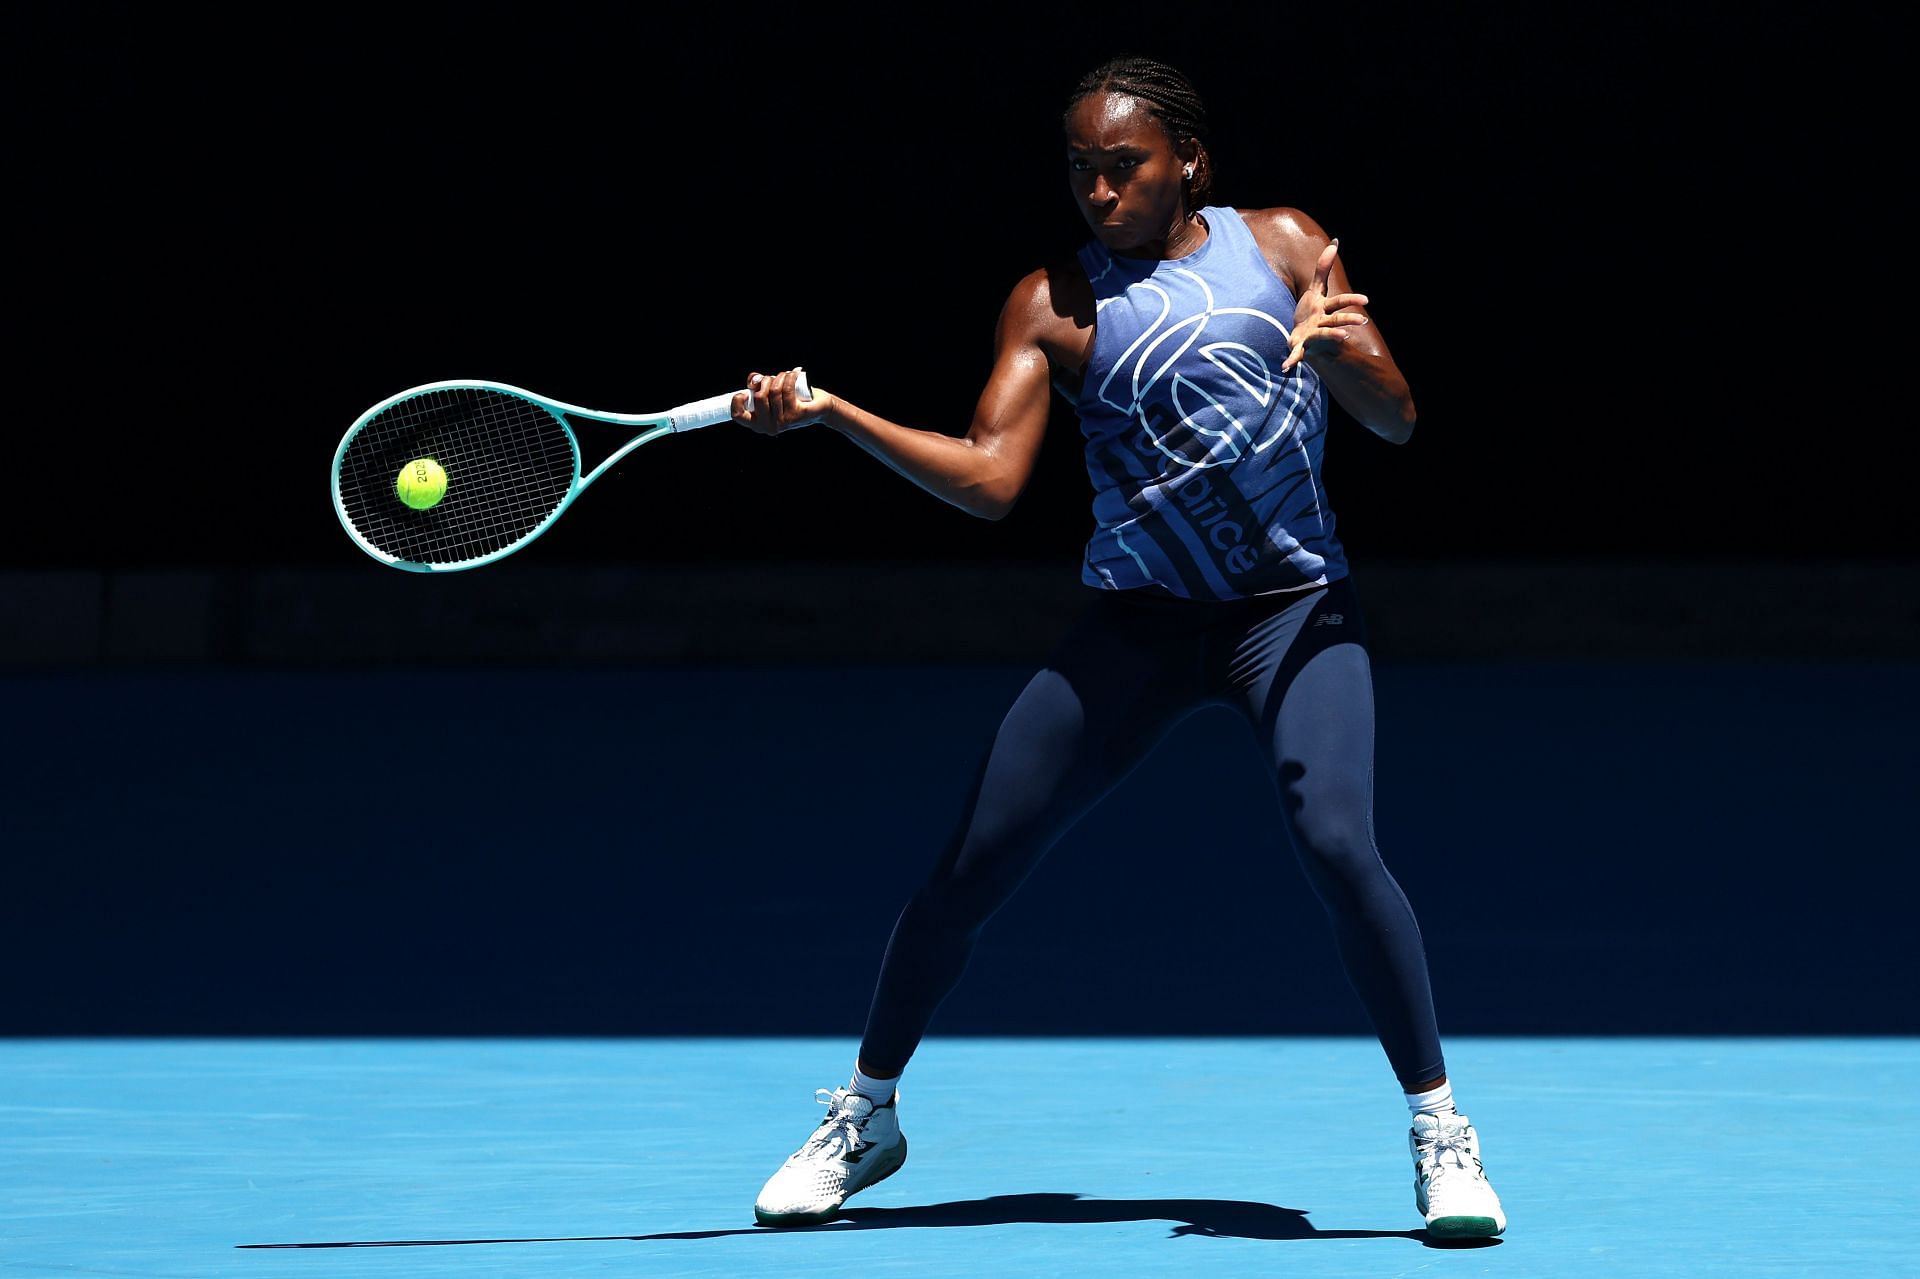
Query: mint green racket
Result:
<box><xmin>332</xmin><ymin>372</ymin><xmax>810</xmax><ymax>572</ymax></box>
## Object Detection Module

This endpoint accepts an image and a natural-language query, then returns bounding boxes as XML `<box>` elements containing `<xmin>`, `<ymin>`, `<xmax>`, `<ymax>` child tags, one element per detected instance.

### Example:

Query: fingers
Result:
<box><xmin>1282</xmin><ymin>331</ymin><xmax>1352</xmax><ymax>373</ymax></box>
<box><xmin>733</xmin><ymin>368</ymin><xmax>822</xmax><ymax>435</ymax></box>
<box><xmin>1315</xmin><ymin>245</ymin><xmax>1372</xmax><ymax>324</ymax></box>
<box><xmin>1281</xmin><ymin>317</ymin><xmax>1358</xmax><ymax>373</ymax></box>
<box><xmin>1313</xmin><ymin>237</ymin><xmax>1339</xmax><ymax>295</ymax></box>
<box><xmin>766</xmin><ymin>368</ymin><xmax>798</xmax><ymax>427</ymax></box>
<box><xmin>1317</xmin><ymin>286</ymin><xmax>1371</xmax><ymax>335</ymax></box>
<box><xmin>1284</xmin><ymin>238</ymin><xmax>1376</xmax><ymax>374</ymax></box>
<box><xmin>732</xmin><ymin>372</ymin><xmax>766</xmax><ymax>428</ymax></box>
<box><xmin>733</xmin><ymin>373</ymin><xmax>766</xmax><ymax>422</ymax></box>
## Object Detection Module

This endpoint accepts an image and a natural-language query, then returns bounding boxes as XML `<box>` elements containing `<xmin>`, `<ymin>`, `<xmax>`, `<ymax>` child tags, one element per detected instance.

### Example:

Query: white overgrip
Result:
<box><xmin>670</xmin><ymin>392</ymin><xmax>737</xmax><ymax>432</ymax></box>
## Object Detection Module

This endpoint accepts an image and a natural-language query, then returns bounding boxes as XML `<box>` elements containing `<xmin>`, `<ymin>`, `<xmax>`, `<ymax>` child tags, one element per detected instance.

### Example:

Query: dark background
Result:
<box><xmin>4</xmin><ymin>4</ymin><xmax>1913</xmax><ymax>1038</ymax></box>
<box><xmin>8</xmin><ymin>2</ymin><xmax>1900</xmax><ymax>570</ymax></box>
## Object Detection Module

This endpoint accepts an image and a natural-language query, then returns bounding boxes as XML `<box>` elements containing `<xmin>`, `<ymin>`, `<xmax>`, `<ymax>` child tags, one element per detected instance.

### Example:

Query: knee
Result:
<box><xmin>1285</xmin><ymin>782</ymin><xmax>1380</xmax><ymax>887</ymax></box>
<box><xmin>909</xmin><ymin>863</ymin><xmax>1006</xmax><ymax>934</ymax></box>
<box><xmin>1292</xmin><ymin>826</ymin><xmax>1380</xmax><ymax>893</ymax></box>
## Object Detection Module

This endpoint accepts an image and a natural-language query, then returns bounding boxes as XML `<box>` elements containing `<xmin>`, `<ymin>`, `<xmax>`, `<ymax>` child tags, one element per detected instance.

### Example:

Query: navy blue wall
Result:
<box><xmin>5</xmin><ymin>662</ymin><xmax>1913</xmax><ymax>1035</ymax></box>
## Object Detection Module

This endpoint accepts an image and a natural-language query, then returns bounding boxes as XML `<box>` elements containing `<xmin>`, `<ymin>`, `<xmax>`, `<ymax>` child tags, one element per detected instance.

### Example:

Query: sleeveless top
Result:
<box><xmin>1073</xmin><ymin>205</ymin><xmax>1348</xmax><ymax>599</ymax></box>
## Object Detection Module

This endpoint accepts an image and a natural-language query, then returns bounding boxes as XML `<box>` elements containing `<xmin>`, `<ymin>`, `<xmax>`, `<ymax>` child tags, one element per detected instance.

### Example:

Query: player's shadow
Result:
<box><xmin>238</xmin><ymin>1192</ymin><xmax>1499</xmax><ymax>1250</ymax></box>
<box><xmin>832</xmin><ymin>1193</ymin><xmax>1475</xmax><ymax>1244</ymax></box>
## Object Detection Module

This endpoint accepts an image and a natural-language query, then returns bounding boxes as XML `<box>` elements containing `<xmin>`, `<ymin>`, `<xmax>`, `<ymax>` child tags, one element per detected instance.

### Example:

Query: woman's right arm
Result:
<box><xmin>735</xmin><ymin>269</ymin><xmax>1064</xmax><ymax>522</ymax></box>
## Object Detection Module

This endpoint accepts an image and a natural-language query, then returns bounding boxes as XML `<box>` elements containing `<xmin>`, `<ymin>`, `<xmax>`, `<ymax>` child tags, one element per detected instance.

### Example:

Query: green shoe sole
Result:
<box><xmin>1426</xmin><ymin>1214</ymin><xmax>1503</xmax><ymax>1239</ymax></box>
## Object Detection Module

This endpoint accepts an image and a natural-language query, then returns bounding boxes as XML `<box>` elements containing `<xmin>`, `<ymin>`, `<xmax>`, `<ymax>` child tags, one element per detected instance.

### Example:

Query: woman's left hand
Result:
<box><xmin>1281</xmin><ymin>238</ymin><xmax>1371</xmax><ymax>373</ymax></box>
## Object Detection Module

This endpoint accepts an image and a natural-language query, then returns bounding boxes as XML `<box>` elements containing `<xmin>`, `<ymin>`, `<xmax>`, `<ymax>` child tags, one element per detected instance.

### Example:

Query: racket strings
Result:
<box><xmin>335</xmin><ymin>388</ymin><xmax>577</xmax><ymax>566</ymax></box>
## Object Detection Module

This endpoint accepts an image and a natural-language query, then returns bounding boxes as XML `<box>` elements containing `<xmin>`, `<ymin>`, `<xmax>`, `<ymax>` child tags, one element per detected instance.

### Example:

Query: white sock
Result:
<box><xmin>850</xmin><ymin>1065</ymin><xmax>900</xmax><ymax>1104</ymax></box>
<box><xmin>1405</xmin><ymin>1079</ymin><xmax>1458</xmax><ymax>1118</ymax></box>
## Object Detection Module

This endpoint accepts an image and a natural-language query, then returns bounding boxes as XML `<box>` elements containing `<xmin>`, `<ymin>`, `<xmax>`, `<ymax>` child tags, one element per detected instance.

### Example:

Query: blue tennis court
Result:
<box><xmin>3</xmin><ymin>1036</ymin><xmax>1912</xmax><ymax>1275</ymax></box>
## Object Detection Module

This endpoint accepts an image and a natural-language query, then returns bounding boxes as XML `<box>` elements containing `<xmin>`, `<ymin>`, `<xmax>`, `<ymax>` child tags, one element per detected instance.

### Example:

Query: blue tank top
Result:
<box><xmin>1074</xmin><ymin>205</ymin><xmax>1347</xmax><ymax>599</ymax></box>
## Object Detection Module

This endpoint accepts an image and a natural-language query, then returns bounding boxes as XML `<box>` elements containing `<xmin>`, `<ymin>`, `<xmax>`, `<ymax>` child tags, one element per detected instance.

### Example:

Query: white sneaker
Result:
<box><xmin>1410</xmin><ymin>1111</ymin><xmax>1507</xmax><ymax>1238</ymax></box>
<box><xmin>753</xmin><ymin>1087</ymin><xmax>908</xmax><ymax>1226</ymax></box>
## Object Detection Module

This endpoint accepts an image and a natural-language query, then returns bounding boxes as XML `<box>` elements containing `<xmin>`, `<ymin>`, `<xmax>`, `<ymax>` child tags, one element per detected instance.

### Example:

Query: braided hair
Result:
<box><xmin>1063</xmin><ymin>57</ymin><xmax>1215</xmax><ymax>213</ymax></box>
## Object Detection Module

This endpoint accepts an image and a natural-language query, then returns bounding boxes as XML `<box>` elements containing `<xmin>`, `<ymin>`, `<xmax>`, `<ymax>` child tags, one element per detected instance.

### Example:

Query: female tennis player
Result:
<box><xmin>732</xmin><ymin>56</ymin><xmax>1507</xmax><ymax>1240</ymax></box>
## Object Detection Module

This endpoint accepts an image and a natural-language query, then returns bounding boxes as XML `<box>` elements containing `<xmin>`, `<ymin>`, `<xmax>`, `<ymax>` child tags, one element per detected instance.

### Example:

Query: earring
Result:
<box><xmin>1184</xmin><ymin>166</ymin><xmax>1194</xmax><ymax>179</ymax></box>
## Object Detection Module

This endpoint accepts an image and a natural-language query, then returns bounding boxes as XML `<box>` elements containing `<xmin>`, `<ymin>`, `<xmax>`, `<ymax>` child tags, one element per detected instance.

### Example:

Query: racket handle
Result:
<box><xmin>670</xmin><ymin>393</ymin><xmax>738</xmax><ymax>432</ymax></box>
<box><xmin>673</xmin><ymin>368</ymin><xmax>816</xmax><ymax>434</ymax></box>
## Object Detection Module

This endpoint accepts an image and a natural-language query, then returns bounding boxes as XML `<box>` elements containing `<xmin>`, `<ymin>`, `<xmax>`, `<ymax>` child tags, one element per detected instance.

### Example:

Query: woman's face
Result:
<box><xmin>1065</xmin><ymin>90</ymin><xmax>1193</xmax><ymax>254</ymax></box>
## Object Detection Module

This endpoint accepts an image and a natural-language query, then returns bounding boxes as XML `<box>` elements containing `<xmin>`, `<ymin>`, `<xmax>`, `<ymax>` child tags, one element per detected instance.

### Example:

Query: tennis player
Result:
<box><xmin>732</xmin><ymin>56</ymin><xmax>1507</xmax><ymax>1240</ymax></box>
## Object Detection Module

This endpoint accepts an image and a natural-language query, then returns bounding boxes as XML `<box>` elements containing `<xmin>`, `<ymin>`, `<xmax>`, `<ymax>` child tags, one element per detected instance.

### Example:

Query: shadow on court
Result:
<box><xmin>238</xmin><ymin>1192</ymin><xmax>1497</xmax><ymax>1250</ymax></box>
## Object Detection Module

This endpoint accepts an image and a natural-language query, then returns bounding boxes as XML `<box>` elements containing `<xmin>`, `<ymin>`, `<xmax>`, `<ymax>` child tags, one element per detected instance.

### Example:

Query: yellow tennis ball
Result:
<box><xmin>395</xmin><ymin>457</ymin><xmax>448</xmax><ymax>510</ymax></box>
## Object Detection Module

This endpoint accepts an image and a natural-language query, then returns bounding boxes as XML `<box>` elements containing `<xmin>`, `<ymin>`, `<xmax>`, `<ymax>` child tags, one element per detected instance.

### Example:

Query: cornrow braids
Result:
<box><xmin>1064</xmin><ymin>56</ymin><xmax>1216</xmax><ymax>212</ymax></box>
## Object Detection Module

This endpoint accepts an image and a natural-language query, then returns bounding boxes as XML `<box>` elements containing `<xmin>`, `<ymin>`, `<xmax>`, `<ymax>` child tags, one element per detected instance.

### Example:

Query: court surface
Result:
<box><xmin>3</xmin><ymin>1036</ymin><xmax>1912</xmax><ymax>1277</ymax></box>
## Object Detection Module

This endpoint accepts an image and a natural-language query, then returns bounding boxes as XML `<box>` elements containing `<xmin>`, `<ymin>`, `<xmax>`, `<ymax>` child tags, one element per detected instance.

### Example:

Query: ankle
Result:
<box><xmin>850</xmin><ymin>1063</ymin><xmax>901</xmax><ymax>1104</ymax></box>
<box><xmin>1405</xmin><ymin>1079</ymin><xmax>1457</xmax><ymax>1119</ymax></box>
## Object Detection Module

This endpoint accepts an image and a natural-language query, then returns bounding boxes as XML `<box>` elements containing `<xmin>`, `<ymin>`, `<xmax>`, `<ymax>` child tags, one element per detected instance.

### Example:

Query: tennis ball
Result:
<box><xmin>395</xmin><ymin>457</ymin><xmax>448</xmax><ymax>510</ymax></box>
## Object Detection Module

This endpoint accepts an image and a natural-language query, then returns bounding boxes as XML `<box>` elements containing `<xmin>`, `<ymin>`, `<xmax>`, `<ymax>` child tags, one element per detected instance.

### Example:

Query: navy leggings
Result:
<box><xmin>857</xmin><ymin>575</ymin><xmax>1447</xmax><ymax>1091</ymax></box>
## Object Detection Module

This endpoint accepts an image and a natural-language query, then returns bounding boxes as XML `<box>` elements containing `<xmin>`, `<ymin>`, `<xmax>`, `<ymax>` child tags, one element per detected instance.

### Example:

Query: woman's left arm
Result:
<box><xmin>1246</xmin><ymin>207</ymin><xmax>1417</xmax><ymax>444</ymax></box>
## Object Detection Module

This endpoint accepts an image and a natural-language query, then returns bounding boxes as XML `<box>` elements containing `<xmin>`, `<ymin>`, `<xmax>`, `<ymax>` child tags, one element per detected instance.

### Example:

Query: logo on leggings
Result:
<box><xmin>1313</xmin><ymin>613</ymin><xmax>1345</xmax><ymax>627</ymax></box>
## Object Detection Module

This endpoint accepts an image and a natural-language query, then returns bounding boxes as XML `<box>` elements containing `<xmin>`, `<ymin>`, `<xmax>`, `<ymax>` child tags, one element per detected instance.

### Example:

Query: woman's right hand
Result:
<box><xmin>732</xmin><ymin>368</ymin><xmax>834</xmax><ymax>436</ymax></box>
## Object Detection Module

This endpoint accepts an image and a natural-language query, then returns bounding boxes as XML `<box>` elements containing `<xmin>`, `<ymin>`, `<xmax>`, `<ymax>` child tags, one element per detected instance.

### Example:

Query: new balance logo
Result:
<box><xmin>1312</xmin><ymin>613</ymin><xmax>1345</xmax><ymax>627</ymax></box>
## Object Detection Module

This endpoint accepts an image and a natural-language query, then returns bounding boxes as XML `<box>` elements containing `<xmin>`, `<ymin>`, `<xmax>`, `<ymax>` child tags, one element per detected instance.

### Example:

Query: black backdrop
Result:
<box><xmin>6</xmin><ymin>5</ymin><xmax>1914</xmax><ymax>1039</ymax></box>
<box><xmin>9</xmin><ymin>3</ymin><xmax>1898</xmax><ymax>573</ymax></box>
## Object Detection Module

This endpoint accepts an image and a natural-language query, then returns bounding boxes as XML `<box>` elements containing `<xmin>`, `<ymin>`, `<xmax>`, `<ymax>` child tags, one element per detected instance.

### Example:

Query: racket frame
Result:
<box><xmin>330</xmin><ymin>378</ymin><xmax>742</xmax><ymax>573</ymax></box>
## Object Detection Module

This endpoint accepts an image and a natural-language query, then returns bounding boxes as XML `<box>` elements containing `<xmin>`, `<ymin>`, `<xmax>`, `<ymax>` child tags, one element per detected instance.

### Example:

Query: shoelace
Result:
<box><xmin>801</xmin><ymin>1088</ymin><xmax>869</xmax><ymax>1157</ymax></box>
<box><xmin>1418</xmin><ymin>1127</ymin><xmax>1477</xmax><ymax>1181</ymax></box>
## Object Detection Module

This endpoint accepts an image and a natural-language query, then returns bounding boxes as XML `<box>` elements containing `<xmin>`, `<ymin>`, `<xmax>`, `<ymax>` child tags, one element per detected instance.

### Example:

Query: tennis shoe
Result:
<box><xmin>753</xmin><ymin>1087</ymin><xmax>907</xmax><ymax>1226</ymax></box>
<box><xmin>1410</xmin><ymin>1111</ymin><xmax>1507</xmax><ymax>1238</ymax></box>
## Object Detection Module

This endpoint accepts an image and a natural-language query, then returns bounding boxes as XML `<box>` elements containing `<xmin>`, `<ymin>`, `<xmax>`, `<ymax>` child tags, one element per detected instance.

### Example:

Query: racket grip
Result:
<box><xmin>671</xmin><ymin>393</ymin><xmax>738</xmax><ymax>432</ymax></box>
<box><xmin>673</xmin><ymin>368</ymin><xmax>816</xmax><ymax>433</ymax></box>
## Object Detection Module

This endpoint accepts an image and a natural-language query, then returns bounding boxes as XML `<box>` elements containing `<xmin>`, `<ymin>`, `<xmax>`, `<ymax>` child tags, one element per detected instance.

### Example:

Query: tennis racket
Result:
<box><xmin>331</xmin><ymin>371</ymin><xmax>811</xmax><ymax>572</ymax></box>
